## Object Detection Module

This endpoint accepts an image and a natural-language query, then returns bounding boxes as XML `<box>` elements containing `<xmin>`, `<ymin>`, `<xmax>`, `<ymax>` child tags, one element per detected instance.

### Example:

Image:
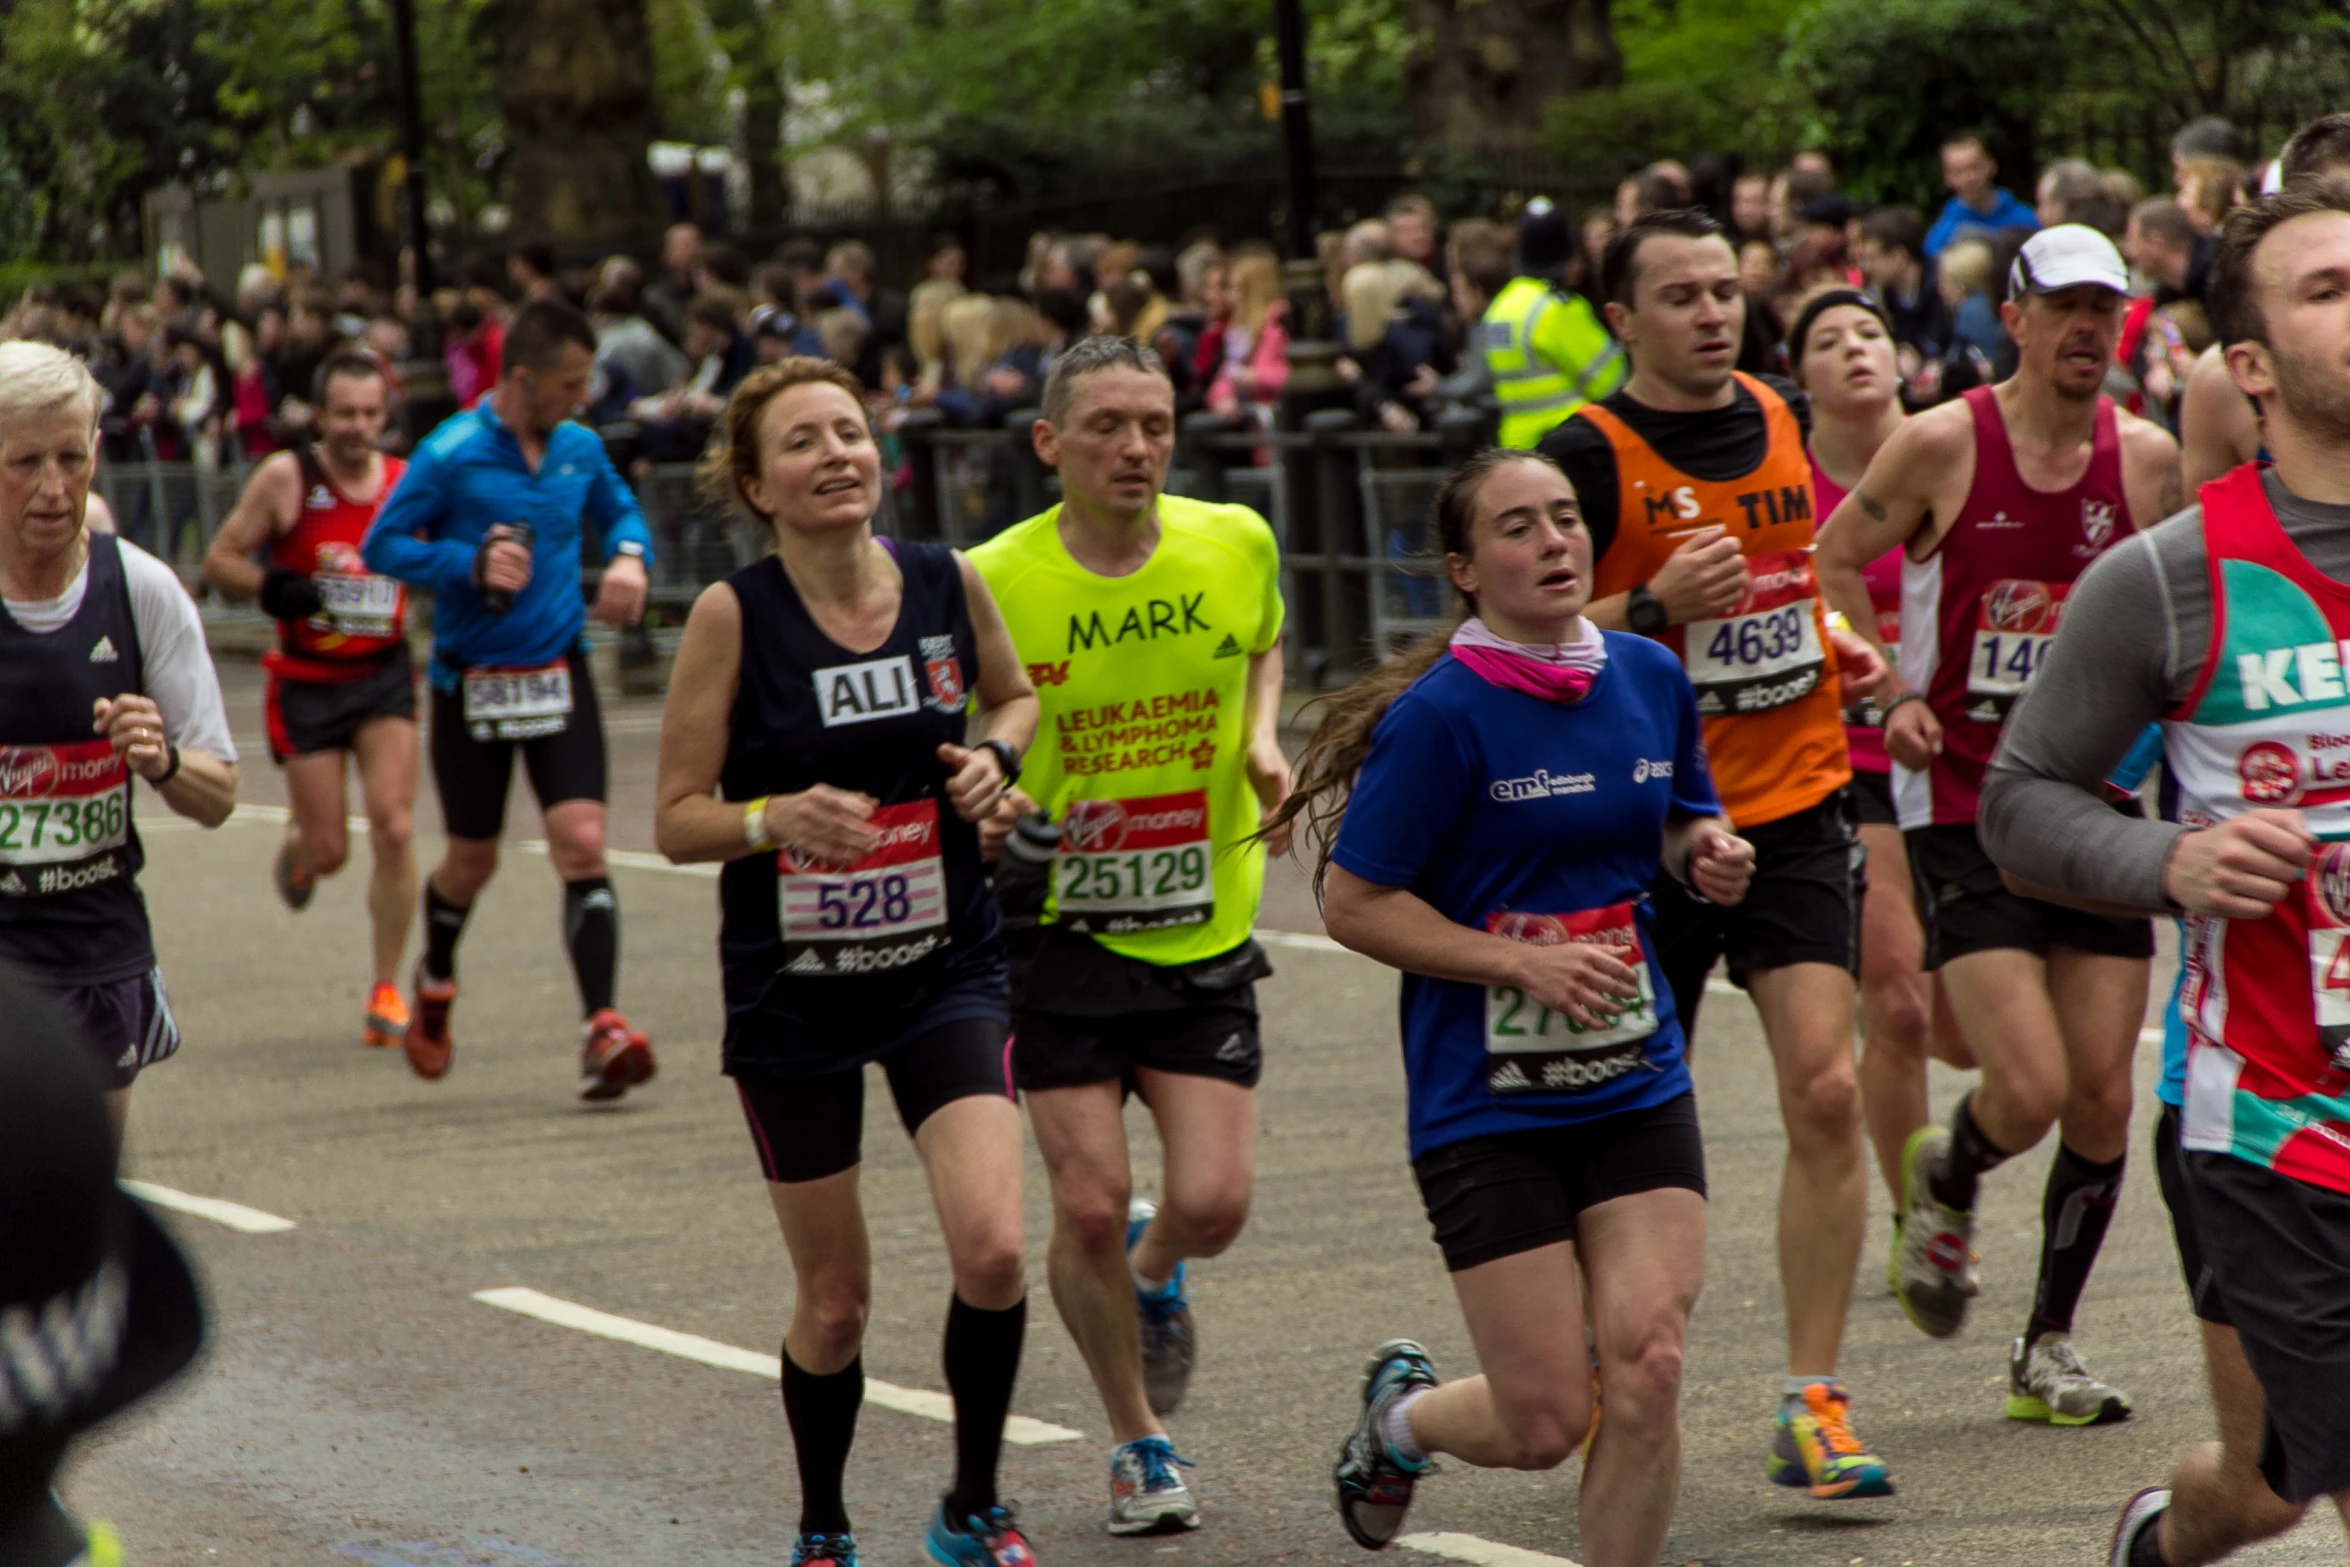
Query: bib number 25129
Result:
<box><xmin>1054</xmin><ymin>790</ymin><xmax>1213</xmax><ymax>935</ymax></box>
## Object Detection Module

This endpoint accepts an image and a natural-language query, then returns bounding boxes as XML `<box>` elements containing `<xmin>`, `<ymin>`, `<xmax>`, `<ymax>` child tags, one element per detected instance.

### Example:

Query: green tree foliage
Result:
<box><xmin>1540</xmin><ymin>0</ymin><xmax>1806</xmax><ymax>182</ymax></box>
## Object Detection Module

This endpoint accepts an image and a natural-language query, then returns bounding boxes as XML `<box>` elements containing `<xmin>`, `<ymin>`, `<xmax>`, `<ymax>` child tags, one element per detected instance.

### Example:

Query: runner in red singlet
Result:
<box><xmin>204</xmin><ymin>351</ymin><xmax>419</xmax><ymax>1049</ymax></box>
<box><xmin>1817</xmin><ymin>225</ymin><xmax>2183</xmax><ymax>1426</ymax></box>
<box><xmin>1790</xmin><ymin>289</ymin><xmax>1971</xmax><ymax>1219</ymax></box>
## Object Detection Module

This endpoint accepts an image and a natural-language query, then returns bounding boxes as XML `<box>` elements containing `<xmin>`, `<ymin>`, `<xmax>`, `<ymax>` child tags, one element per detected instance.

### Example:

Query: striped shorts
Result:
<box><xmin>49</xmin><ymin>967</ymin><xmax>182</xmax><ymax>1090</ymax></box>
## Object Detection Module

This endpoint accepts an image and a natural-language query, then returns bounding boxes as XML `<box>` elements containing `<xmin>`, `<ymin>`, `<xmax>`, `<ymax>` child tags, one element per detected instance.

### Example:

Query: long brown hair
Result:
<box><xmin>1261</xmin><ymin>447</ymin><xmax>1568</xmax><ymax>898</ymax></box>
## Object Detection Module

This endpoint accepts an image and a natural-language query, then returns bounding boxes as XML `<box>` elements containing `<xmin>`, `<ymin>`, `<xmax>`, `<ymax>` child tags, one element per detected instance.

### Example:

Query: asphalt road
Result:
<box><xmin>58</xmin><ymin>656</ymin><xmax>2350</xmax><ymax>1566</ymax></box>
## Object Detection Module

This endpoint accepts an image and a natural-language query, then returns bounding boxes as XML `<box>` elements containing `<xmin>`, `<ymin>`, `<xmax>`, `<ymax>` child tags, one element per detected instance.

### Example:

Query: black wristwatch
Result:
<box><xmin>976</xmin><ymin>738</ymin><xmax>1023</xmax><ymax>787</ymax></box>
<box><xmin>1627</xmin><ymin>582</ymin><xmax>1670</xmax><ymax>635</ymax></box>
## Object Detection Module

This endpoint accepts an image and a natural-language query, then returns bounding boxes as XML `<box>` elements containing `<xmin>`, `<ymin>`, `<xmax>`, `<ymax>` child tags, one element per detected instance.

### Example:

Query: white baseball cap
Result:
<box><xmin>2008</xmin><ymin>223</ymin><xmax>2131</xmax><ymax>298</ymax></box>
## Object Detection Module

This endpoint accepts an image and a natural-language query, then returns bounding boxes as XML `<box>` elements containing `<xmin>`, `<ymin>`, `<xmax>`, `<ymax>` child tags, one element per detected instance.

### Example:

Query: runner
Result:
<box><xmin>1538</xmin><ymin>209</ymin><xmax>1894</xmax><ymax>1499</ymax></box>
<box><xmin>1814</xmin><ymin>224</ymin><xmax>2179</xmax><ymax>1426</ymax></box>
<box><xmin>1979</xmin><ymin>186</ymin><xmax>2350</xmax><ymax>1567</ymax></box>
<box><xmin>653</xmin><ymin>357</ymin><xmax>1041</xmax><ymax>1567</ymax></box>
<box><xmin>202</xmin><ymin>350</ymin><xmax>418</xmax><ymax>1049</ymax></box>
<box><xmin>967</xmin><ymin>334</ymin><xmax>1288</xmax><ymax>1535</ymax></box>
<box><xmin>1264</xmin><ymin>448</ymin><xmax>1749</xmax><ymax>1562</ymax></box>
<box><xmin>2179</xmin><ymin>347</ymin><xmax>2262</xmax><ymax>491</ymax></box>
<box><xmin>0</xmin><ymin>340</ymin><xmax>238</xmax><ymax>1136</ymax></box>
<box><xmin>361</xmin><ymin>299</ymin><xmax>657</xmax><ymax>1099</ymax></box>
<box><xmin>1793</xmin><ymin>291</ymin><xmax>1976</xmax><ymax>1217</ymax></box>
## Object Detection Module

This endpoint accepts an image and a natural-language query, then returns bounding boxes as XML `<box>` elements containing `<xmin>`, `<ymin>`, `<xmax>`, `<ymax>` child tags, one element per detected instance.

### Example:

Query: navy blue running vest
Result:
<box><xmin>717</xmin><ymin>539</ymin><xmax>1001</xmax><ymax>1067</ymax></box>
<box><xmin>0</xmin><ymin>532</ymin><xmax>154</xmax><ymax>984</ymax></box>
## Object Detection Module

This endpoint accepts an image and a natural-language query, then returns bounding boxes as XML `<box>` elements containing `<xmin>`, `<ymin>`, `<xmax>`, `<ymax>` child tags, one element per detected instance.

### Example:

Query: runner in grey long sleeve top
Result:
<box><xmin>1981</xmin><ymin>469</ymin><xmax>2350</xmax><ymax>906</ymax></box>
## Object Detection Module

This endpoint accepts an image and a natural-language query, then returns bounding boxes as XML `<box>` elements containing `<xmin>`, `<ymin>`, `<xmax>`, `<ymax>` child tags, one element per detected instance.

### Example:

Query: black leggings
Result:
<box><xmin>734</xmin><ymin>1016</ymin><xmax>1014</xmax><ymax>1183</ymax></box>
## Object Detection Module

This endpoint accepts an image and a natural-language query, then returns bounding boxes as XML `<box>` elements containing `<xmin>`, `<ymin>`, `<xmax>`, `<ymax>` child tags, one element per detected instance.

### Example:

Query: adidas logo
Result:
<box><xmin>1214</xmin><ymin>1031</ymin><xmax>1249</xmax><ymax>1063</ymax></box>
<box><xmin>306</xmin><ymin>485</ymin><xmax>335</xmax><ymax>509</ymax></box>
<box><xmin>1212</xmin><ymin>633</ymin><xmax>1243</xmax><ymax>659</ymax></box>
<box><xmin>1487</xmin><ymin>1061</ymin><xmax>1532</xmax><ymax>1091</ymax></box>
<box><xmin>88</xmin><ymin>635</ymin><xmax>118</xmax><ymax>663</ymax></box>
<box><xmin>787</xmin><ymin>949</ymin><xmax>826</xmax><ymax>974</ymax></box>
<box><xmin>0</xmin><ymin>873</ymin><xmax>21</xmax><ymax>896</ymax></box>
<box><xmin>115</xmin><ymin>1044</ymin><xmax>137</xmax><ymax>1068</ymax></box>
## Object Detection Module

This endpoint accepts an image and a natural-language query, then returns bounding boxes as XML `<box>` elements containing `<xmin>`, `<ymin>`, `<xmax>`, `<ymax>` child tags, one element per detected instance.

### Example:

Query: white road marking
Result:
<box><xmin>514</xmin><ymin>840</ymin><xmax>719</xmax><ymax>878</ymax></box>
<box><xmin>473</xmin><ymin>1286</ymin><xmax>1082</xmax><ymax>1445</ymax></box>
<box><xmin>1706</xmin><ymin>977</ymin><xmax>1741</xmax><ymax>997</ymax></box>
<box><xmin>2141</xmin><ymin>1026</ymin><xmax>2164</xmax><ymax>1045</ymax></box>
<box><xmin>1399</xmin><ymin>1532</ymin><xmax>1581</xmax><ymax>1567</ymax></box>
<box><xmin>1256</xmin><ymin>927</ymin><xmax>1346</xmax><ymax>953</ymax></box>
<box><xmin>121</xmin><ymin>1179</ymin><xmax>298</xmax><ymax>1234</ymax></box>
<box><xmin>227</xmin><ymin>802</ymin><xmax>372</xmax><ymax>831</ymax></box>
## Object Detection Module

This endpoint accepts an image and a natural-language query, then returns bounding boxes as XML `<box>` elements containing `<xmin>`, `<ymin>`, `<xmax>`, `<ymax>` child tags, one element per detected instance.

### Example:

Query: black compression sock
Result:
<box><xmin>941</xmin><ymin>1294</ymin><xmax>1026</xmax><ymax>1523</ymax></box>
<box><xmin>562</xmin><ymin>876</ymin><xmax>618</xmax><ymax>1015</ymax></box>
<box><xmin>1929</xmin><ymin>1091</ymin><xmax>2013</xmax><ymax>1212</ymax></box>
<box><xmin>2028</xmin><ymin>1144</ymin><xmax>2126</xmax><ymax>1341</ymax></box>
<box><xmin>422</xmin><ymin>879</ymin><xmax>472</xmax><ymax>982</ymax></box>
<box><xmin>781</xmin><ymin>1350</ymin><xmax>863</xmax><ymax>1536</ymax></box>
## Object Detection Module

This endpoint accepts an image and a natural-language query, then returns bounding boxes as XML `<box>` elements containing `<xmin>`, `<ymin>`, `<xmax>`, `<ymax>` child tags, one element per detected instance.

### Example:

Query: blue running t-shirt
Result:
<box><xmin>1332</xmin><ymin>636</ymin><xmax>1720</xmax><ymax>1159</ymax></box>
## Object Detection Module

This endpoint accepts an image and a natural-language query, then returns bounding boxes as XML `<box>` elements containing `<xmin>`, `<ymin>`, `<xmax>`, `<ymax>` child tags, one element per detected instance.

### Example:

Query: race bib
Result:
<box><xmin>777</xmin><ymin>798</ymin><xmax>950</xmax><ymax>976</ymax></box>
<box><xmin>1684</xmin><ymin>550</ymin><xmax>1826</xmax><ymax>717</ymax></box>
<box><xmin>463</xmin><ymin>660</ymin><xmax>572</xmax><ymax>741</ymax></box>
<box><xmin>313</xmin><ymin>571</ymin><xmax>403</xmax><ymax>639</ymax></box>
<box><xmin>0</xmin><ymin>741</ymin><xmax>132</xmax><ymax>888</ymax></box>
<box><xmin>1967</xmin><ymin>579</ymin><xmax>2068</xmax><ymax>723</ymax></box>
<box><xmin>2309</xmin><ymin>843</ymin><xmax>2350</xmax><ymax>1074</ymax></box>
<box><xmin>1053</xmin><ymin>790</ymin><xmax>1212</xmax><ymax>934</ymax></box>
<box><xmin>1481</xmin><ymin>904</ymin><xmax>1660</xmax><ymax>1096</ymax></box>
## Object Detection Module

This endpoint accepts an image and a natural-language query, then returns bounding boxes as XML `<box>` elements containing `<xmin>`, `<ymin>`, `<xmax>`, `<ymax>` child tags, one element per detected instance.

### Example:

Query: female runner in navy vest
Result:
<box><xmin>1266</xmin><ymin>450</ymin><xmax>1755</xmax><ymax>1563</ymax></box>
<box><xmin>654</xmin><ymin>358</ymin><xmax>1041</xmax><ymax>1567</ymax></box>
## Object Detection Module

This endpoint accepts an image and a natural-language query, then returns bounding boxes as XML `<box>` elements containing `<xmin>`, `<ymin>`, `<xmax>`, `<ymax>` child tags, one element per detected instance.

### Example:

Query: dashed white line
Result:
<box><xmin>1256</xmin><ymin>927</ymin><xmax>1346</xmax><ymax>953</ymax></box>
<box><xmin>473</xmin><ymin>1286</ymin><xmax>1082</xmax><ymax>1445</ymax></box>
<box><xmin>514</xmin><ymin>840</ymin><xmax>718</xmax><ymax>878</ymax></box>
<box><xmin>121</xmin><ymin>1179</ymin><xmax>298</xmax><ymax>1234</ymax></box>
<box><xmin>228</xmin><ymin>803</ymin><xmax>371</xmax><ymax>831</ymax></box>
<box><xmin>1399</xmin><ymin>1531</ymin><xmax>1581</xmax><ymax>1567</ymax></box>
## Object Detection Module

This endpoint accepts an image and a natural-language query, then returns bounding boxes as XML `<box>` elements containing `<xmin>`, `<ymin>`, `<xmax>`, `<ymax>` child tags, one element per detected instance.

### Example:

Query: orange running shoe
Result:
<box><xmin>363</xmin><ymin>982</ymin><xmax>409</xmax><ymax>1049</ymax></box>
<box><xmin>579</xmin><ymin>1008</ymin><xmax>655</xmax><ymax>1101</ymax></box>
<box><xmin>404</xmin><ymin>967</ymin><xmax>456</xmax><ymax>1080</ymax></box>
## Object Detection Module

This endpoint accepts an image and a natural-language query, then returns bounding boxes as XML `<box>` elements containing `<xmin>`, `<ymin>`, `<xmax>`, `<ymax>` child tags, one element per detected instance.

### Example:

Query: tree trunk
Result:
<box><xmin>740</xmin><ymin>71</ymin><xmax>786</xmax><ymax>231</ymax></box>
<box><xmin>1406</xmin><ymin>0</ymin><xmax>1619</xmax><ymax>154</ymax></box>
<box><xmin>498</xmin><ymin>0</ymin><xmax>664</xmax><ymax>245</ymax></box>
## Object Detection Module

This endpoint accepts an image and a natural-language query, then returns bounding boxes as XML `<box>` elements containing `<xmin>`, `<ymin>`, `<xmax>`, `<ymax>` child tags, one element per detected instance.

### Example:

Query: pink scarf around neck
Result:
<box><xmin>1448</xmin><ymin>616</ymin><xmax>1606</xmax><ymax>704</ymax></box>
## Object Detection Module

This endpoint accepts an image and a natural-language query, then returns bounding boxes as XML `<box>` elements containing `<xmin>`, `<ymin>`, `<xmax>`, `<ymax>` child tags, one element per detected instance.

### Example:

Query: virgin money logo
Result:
<box><xmin>2318</xmin><ymin>844</ymin><xmax>2350</xmax><ymax>923</ymax></box>
<box><xmin>1984</xmin><ymin>580</ymin><xmax>2054</xmax><ymax>633</ymax></box>
<box><xmin>2238</xmin><ymin>740</ymin><xmax>2301</xmax><ymax>805</ymax></box>
<box><xmin>1063</xmin><ymin>799</ymin><xmax>1131</xmax><ymax>853</ymax></box>
<box><xmin>1491</xmin><ymin>911</ymin><xmax>1568</xmax><ymax>945</ymax></box>
<box><xmin>315</xmin><ymin>541</ymin><xmax>365</xmax><ymax>574</ymax></box>
<box><xmin>0</xmin><ymin>748</ymin><xmax>58</xmax><ymax>799</ymax></box>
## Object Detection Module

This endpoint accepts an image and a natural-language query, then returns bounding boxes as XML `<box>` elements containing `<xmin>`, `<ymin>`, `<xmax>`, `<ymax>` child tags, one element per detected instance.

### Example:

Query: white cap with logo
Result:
<box><xmin>2008</xmin><ymin>223</ymin><xmax>2131</xmax><ymax>298</ymax></box>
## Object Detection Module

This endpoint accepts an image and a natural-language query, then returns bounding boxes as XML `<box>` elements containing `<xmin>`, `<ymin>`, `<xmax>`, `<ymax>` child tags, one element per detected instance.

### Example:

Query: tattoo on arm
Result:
<box><xmin>2158</xmin><ymin>460</ymin><xmax>2185</xmax><ymax>519</ymax></box>
<box><xmin>1856</xmin><ymin>490</ymin><xmax>1888</xmax><ymax>523</ymax></box>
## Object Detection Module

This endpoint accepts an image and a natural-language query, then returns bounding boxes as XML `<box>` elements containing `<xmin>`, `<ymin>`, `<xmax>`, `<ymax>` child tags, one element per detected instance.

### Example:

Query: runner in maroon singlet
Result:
<box><xmin>1790</xmin><ymin>289</ymin><xmax>1972</xmax><ymax>1219</ymax></box>
<box><xmin>1816</xmin><ymin>226</ymin><xmax>2183</xmax><ymax>1425</ymax></box>
<box><xmin>203</xmin><ymin>351</ymin><xmax>420</xmax><ymax>1050</ymax></box>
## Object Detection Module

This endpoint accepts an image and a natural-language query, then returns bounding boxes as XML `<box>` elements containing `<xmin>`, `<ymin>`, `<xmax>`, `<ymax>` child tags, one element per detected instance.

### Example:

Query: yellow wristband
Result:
<box><xmin>1824</xmin><ymin>609</ymin><xmax>1851</xmax><ymax>634</ymax></box>
<box><xmin>744</xmin><ymin>796</ymin><xmax>774</xmax><ymax>851</ymax></box>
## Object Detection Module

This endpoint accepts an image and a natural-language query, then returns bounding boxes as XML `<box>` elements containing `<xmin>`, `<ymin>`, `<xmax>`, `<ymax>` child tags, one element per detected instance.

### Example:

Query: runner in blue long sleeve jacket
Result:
<box><xmin>361</xmin><ymin>299</ymin><xmax>659</xmax><ymax>1099</ymax></box>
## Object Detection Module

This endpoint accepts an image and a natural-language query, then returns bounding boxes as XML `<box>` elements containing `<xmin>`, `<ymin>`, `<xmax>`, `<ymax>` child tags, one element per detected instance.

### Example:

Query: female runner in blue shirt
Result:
<box><xmin>1267</xmin><ymin>449</ymin><xmax>1753</xmax><ymax>1564</ymax></box>
<box><xmin>654</xmin><ymin>358</ymin><xmax>1042</xmax><ymax>1567</ymax></box>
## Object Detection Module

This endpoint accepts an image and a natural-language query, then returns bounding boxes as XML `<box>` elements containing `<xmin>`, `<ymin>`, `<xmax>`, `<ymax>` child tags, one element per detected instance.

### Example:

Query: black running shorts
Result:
<box><xmin>2185</xmin><ymin>1148</ymin><xmax>2350</xmax><ymax>1503</ymax></box>
<box><xmin>734</xmin><ymin>1015</ymin><xmax>1014</xmax><ymax>1184</ymax></box>
<box><xmin>1652</xmin><ymin>787</ymin><xmax>1862</xmax><ymax>1033</ymax></box>
<box><xmin>2153</xmin><ymin>1103</ymin><xmax>2230</xmax><ymax>1327</ymax></box>
<box><xmin>1849</xmin><ymin>766</ymin><xmax>1898</xmax><ymax>828</ymax></box>
<box><xmin>48</xmin><ymin>966</ymin><xmax>181</xmax><ymax>1090</ymax></box>
<box><xmin>266</xmin><ymin>646</ymin><xmax>417</xmax><ymax>763</ymax></box>
<box><xmin>1013</xmin><ymin>997</ymin><xmax>1262</xmax><ymax>1093</ymax></box>
<box><xmin>1904</xmin><ymin>822</ymin><xmax>2154</xmax><ymax>970</ymax></box>
<box><xmin>1411</xmin><ymin>1094</ymin><xmax>1707</xmax><ymax>1272</ymax></box>
<box><xmin>428</xmin><ymin>644</ymin><xmax>606</xmax><ymax>842</ymax></box>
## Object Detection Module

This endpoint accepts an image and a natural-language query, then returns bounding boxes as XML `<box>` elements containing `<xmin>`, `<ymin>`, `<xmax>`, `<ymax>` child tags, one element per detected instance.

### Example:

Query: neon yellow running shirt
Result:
<box><xmin>970</xmin><ymin>494</ymin><xmax>1284</xmax><ymax>966</ymax></box>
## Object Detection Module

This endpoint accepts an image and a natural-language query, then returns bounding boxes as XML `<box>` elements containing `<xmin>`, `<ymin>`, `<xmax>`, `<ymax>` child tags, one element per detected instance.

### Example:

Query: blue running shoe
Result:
<box><xmin>1108</xmin><ymin>1433</ymin><xmax>1200</xmax><ymax>1534</ymax></box>
<box><xmin>1128</xmin><ymin>1198</ymin><xmax>1195</xmax><ymax>1414</ymax></box>
<box><xmin>926</xmin><ymin>1502</ymin><xmax>1036</xmax><ymax>1567</ymax></box>
<box><xmin>1334</xmin><ymin>1338</ymin><xmax>1437</xmax><ymax>1550</ymax></box>
<box><xmin>791</xmin><ymin>1531</ymin><xmax>858</xmax><ymax>1567</ymax></box>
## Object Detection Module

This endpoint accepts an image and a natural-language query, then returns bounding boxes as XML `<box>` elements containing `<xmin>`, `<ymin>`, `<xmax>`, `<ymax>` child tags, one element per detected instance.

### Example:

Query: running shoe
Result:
<box><xmin>1107</xmin><ymin>1434</ymin><xmax>1200</xmax><ymax>1535</ymax></box>
<box><xmin>273</xmin><ymin>837</ymin><xmax>316</xmax><ymax>911</ymax></box>
<box><xmin>2108</xmin><ymin>1486</ymin><xmax>2170</xmax><ymax>1567</ymax></box>
<box><xmin>2008</xmin><ymin>1334</ymin><xmax>2133</xmax><ymax>1426</ymax></box>
<box><xmin>791</xmin><ymin>1531</ymin><xmax>858</xmax><ymax>1567</ymax></box>
<box><xmin>362</xmin><ymin>982</ymin><xmax>409</xmax><ymax>1050</ymax></box>
<box><xmin>404</xmin><ymin>967</ymin><xmax>456</xmax><ymax>1081</ymax></box>
<box><xmin>1334</xmin><ymin>1338</ymin><xmax>1437</xmax><ymax>1550</ymax></box>
<box><xmin>924</xmin><ymin>1502</ymin><xmax>1036</xmax><ymax>1567</ymax></box>
<box><xmin>579</xmin><ymin>1008</ymin><xmax>656</xmax><ymax>1101</ymax></box>
<box><xmin>1768</xmin><ymin>1382</ymin><xmax>1896</xmax><ymax>1499</ymax></box>
<box><xmin>1886</xmin><ymin>1216</ymin><xmax>1902</xmax><ymax>1296</ymax></box>
<box><xmin>1127</xmin><ymin>1199</ymin><xmax>1195</xmax><ymax>1414</ymax></box>
<box><xmin>1894</xmin><ymin>1126</ymin><xmax>1978</xmax><ymax>1338</ymax></box>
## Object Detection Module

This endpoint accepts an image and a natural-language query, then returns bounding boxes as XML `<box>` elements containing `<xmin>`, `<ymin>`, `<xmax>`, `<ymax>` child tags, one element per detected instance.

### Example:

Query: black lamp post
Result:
<box><xmin>1271</xmin><ymin>0</ymin><xmax>1339</xmax><ymax>405</ymax></box>
<box><xmin>386</xmin><ymin>0</ymin><xmax>456</xmax><ymax>441</ymax></box>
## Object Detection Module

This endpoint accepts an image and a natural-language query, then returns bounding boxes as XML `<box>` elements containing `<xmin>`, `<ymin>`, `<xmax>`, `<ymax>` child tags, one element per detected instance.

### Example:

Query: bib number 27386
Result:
<box><xmin>1683</xmin><ymin>549</ymin><xmax>1825</xmax><ymax>717</ymax></box>
<box><xmin>0</xmin><ymin>740</ymin><xmax>132</xmax><ymax>892</ymax></box>
<box><xmin>1481</xmin><ymin>904</ymin><xmax>1659</xmax><ymax>1096</ymax></box>
<box><xmin>777</xmin><ymin>798</ymin><xmax>950</xmax><ymax>977</ymax></box>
